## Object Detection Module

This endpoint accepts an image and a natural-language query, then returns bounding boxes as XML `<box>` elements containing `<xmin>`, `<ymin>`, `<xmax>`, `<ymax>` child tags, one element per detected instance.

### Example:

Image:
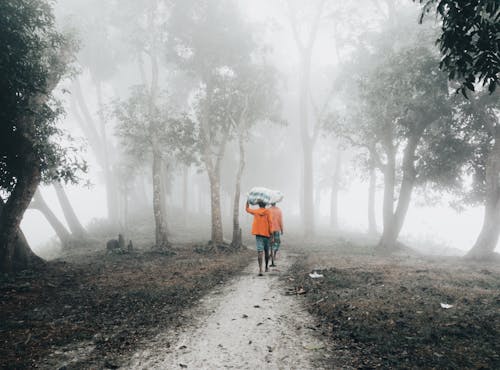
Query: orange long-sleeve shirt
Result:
<box><xmin>269</xmin><ymin>206</ymin><xmax>283</xmax><ymax>233</ymax></box>
<box><xmin>246</xmin><ymin>204</ymin><xmax>273</xmax><ymax>237</ymax></box>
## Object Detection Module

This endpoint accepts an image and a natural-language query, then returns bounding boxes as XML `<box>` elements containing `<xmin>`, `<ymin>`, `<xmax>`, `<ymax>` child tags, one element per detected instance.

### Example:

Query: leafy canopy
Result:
<box><xmin>418</xmin><ymin>0</ymin><xmax>500</xmax><ymax>95</ymax></box>
<box><xmin>0</xmin><ymin>0</ymin><xmax>85</xmax><ymax>194</ymax></box>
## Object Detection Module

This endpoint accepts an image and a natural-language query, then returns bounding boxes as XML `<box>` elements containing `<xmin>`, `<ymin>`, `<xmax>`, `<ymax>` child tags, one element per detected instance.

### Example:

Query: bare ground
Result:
<box><xmin>287</xmin><ymin>239</ymin><xmax>500</xmax><ymax>369</ymax></box>
<box><xmin>0</xmin><ymin>244</ymin><xmax>253</xmax><ymax>369</ymax></box>
<box><xmin>126</xmin><ymin>251</ymin><xmax>330</xmax><ymax>370</ymax></box>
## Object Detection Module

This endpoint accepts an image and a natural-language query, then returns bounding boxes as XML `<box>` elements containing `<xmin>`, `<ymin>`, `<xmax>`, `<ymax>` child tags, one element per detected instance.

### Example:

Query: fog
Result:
<box><xmin>19</xmin><ymin>0</ymin><xmax>496</xmax><ymax>256</ymax></box>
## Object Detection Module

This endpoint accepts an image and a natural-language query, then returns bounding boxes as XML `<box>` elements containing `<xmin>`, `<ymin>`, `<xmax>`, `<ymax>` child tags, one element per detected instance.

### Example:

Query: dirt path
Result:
<box><xmin>126</xmin><ymin>251</ymin><xmax>327</xmax><ymax>369</ymax></box>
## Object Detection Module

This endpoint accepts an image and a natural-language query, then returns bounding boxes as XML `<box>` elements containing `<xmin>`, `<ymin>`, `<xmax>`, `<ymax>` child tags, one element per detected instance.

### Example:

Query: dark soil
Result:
<box><xmin>287</xmin><ymin>244</ymin><xmax>500</xmax><ymax>369</ymax></box>
<box><xmin>0</xmin><ymin>245</ymin><xmax>252</xmax><ymax>369</ymax></box>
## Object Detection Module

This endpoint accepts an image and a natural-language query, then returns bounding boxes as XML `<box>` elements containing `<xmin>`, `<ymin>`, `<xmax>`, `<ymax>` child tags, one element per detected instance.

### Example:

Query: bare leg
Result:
<box><xmin>264</xmin><ymin>243</ymin><xmax>269</xmax><ymax>272</ymax></box>
<box><xmin>258</xmin><ymin>251</ymin><xmax>263</xmax><ymax>275</ymax></box>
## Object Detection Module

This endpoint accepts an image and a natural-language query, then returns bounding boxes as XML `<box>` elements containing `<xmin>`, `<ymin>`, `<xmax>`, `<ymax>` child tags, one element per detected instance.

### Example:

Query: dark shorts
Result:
<box><xmin>271</xmin><ymin>231</ymin><xmax>281</xmax><ymax>251</ymax></box>
<box><xmin>255</xmin><ymin>235</ymin><xmax>270</xmax><ymax>253</ymax></box>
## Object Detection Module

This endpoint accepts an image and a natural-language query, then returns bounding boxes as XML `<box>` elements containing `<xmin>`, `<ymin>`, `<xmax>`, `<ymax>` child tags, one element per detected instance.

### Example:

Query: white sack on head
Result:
<box><xmin>269</xmin><ymin>190</ymin><xmax>284</xmax><ymax>204</ymax></box>
<box><xmin>247</xmin><ymin>187</ymin><xmax>283</xmax><ymax>205</ymax></box>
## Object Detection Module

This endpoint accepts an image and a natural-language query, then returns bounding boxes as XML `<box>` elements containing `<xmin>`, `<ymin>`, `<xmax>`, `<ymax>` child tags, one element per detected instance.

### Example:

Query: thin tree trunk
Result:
<box><xmin>466</xmin><ymin>129</ymin><xmax>500</xmax><ymax>259</ymax></box>
<box><xmin>330</xmin><ymin>148</ymin><xmax>342</xmax><ymax>230</ymax></box>
<box><xmin>231</xmin><ymin>137</ymin><xmax>245</xmax><ymax>248</ymax></box>
<box><xmin>31</xmin><ymin>190</ymin><xmax>72</xmax><ymax>247</ymax></box>
<box><xmin>288</xmin><ymin>0</ymin><xmax>326</xmax><ymax>237</ymax></box>
<box><xmin>152</xmin><ymin>150</ymin><xmax>169</xmax><ymax>249</ymax></box>
<box><xmin>53</xmin><ymin>182</ymin><xmax>87</xmax><ymax>238</ymax></box>
<box><xmin>182</xmin><ymin>166</ymin><xmax>189</xmax><ymax>226</ymax></box>
<box><xmin>368</xmin><ymin>159</ymin><xmax>377</xmax><ymax>235</ymax></box>
<box><xmin>378</xmin><ymin>147</ymin><xmax>396</xmax><ymax>251</ymax></box>
<box><xmin>208</xmin><ymin>169</ymin><xmax>224</xmax><ymax>245</ymax></box>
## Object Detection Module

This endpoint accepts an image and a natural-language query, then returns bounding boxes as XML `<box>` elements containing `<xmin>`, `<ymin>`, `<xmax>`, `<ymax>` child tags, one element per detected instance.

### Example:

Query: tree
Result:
<box><xmin>0</xmin><ymin>0</ymin><xmax>83</xmax><ymax>272</ymax></box>
<box><xmin>417</xmin><ymin>0</ymin><xmax>499</xmax><ymax>95</ymax></box>
<box><xmin>286</xmin><ymin>0</ymin><xmax>327</xmax><ymax>236</ymax></box>
<box><xmin>335</xmin><ymin>46</ymin><xmax>469</xmax><ymax>252</ymax></box>
<box><xmin>453</xmin><ymin>92</ymin><xmax>500</xmax><ymax>259</ymax></box>
<box><xmin>114</xmin><ymin>86</ymin><xmax>195</xmax><ymax>249</ymax></box>
<box><xmin>225</xmin><ymin>65</ymin><xmax>282</xmax><ymax>249</ymax></box>
<box><xmin>169</xmin><ymin>0</ymin><xmax>256</xmax><ymax>245</ymax></box>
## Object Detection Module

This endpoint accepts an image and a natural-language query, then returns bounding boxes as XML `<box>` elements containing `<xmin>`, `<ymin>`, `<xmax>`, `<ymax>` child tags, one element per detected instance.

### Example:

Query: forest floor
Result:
<box><xmin>286</xmin><ymin>236</ymin><xmax>500</xmax><ymax>369</ymax></box>
<box><xmin>0</xmin><ymin>242</ymin><xmax>252</xmax><ymax>369</ymax></box>
<box><xmin>2</xmin><ymin>233</ymin><xmax>499</xmax><ymax>369</ymax></box>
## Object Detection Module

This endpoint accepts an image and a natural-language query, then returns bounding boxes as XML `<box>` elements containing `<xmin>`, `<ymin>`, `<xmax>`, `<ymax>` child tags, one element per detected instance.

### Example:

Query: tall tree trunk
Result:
<box><xmin>467</xmin><ymin>129</ymin><xmax>500</xmax><ymax>259</ymax></box>
<box><xmin>288</xmin><ymin>0</ymin><xmax>326</xmax><ymax>237</ymax></box>
<box><xmin>53</xmin><ymin>182</ymin><xmax>87</xmax><ymax>238</ymax></box>
<box><xmin>303</xmin><ymin>145</ymin><xmax>314</xmax><ymax>234</ymax></box>
<box><xmin>182</xmin><ymin>166</ymin><xmax>189</xmax><ymax>226</ymax></box>
<box><xmin>330</xmin><ymin>148</ymin><xmax>342</xmax><ymax>230</ymax></box>
<box><xmin>231</xmin><ymin>137</ymin><xmax>245</xmax><ymax>248</ymax></box>
<box><xmin>31</xmin><ymin>190</ymin><xmax>72</xmax><ymax>247</ymax></box>
<box><xmin>152</xmin><ymin>149</ymin><xmax>169</xmax><ymax>249</ymax></box>
<box><xmin>378</xmin><ymin>148</ymin><xmax>396</xmax><ymax>251</ymax></box>
<box><xmin>208</xmin><ymin>169</ymin><xmax>224</xmax><ymax>245</ymax></box>
<box><xmin>0</xmin><ymin>151</ymin><xmax>43</xmax><ymax>273</ymax></box>
<box><xmin>367</xmin><ymin>159</ymin><xmax>377</xmax><ymax>235</ymax></box>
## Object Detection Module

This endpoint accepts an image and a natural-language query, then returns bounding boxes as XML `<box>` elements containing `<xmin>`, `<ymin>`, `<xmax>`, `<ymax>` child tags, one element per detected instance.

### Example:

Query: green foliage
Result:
<box><xmin>0</xmin><ymin>0</ymin><xmax>85</xmax><ymax>194</ymax></box>
<box><xmin>417</xmin><ymin>0</ymin><xmax>500</xmax><ymax>95</ymax></box>
<box><xmin>113</xmin><ymin>85</ymin><xmax>197</xmax><ymax>165</ymax></box>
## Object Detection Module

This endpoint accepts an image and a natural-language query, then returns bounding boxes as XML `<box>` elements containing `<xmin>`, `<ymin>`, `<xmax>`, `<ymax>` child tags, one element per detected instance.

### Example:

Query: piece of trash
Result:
<box><xmin>179</xmin><ymin>364</ymin><xmax>188</xmax><ymax>368</ymax></box>
<box><xmin>254</xmin><ymin>305</ymin><xmax>260</xmax><ymax>308</ymax></box>
<box><xmin>309</xmin><ymin>271</ymin><xmax>324</xmax><ymax>279</ymax></box>
<box><xmin>303</xmin><ymin>342</ymin><xmax>325</xmax><ymax>350</ymax></box>
<box><xmin>257</xmin><ymin>322</ymin><xmax>264</xmax><ymax>326</ymax></box>
<box><xmin>440</xmin><ymin>303</ymin><xmax>453</xmax><ymax>309</ymax></box>
<box><xmin>242</xmin><ymin>314</ymin><xmax>248</xmax><ymax>318</ymax></box>
<box><xmin>297</xmin><ymin>288</ymin><xmax>306</xmax><ymax>295</ymax></box>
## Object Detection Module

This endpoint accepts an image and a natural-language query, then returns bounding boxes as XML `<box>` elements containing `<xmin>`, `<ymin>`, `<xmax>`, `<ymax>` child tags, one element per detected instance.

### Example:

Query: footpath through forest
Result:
<box><xmin>125</xmin><ymin>251</ymin><xmax>329</xmax><ymax>369</ymax></box>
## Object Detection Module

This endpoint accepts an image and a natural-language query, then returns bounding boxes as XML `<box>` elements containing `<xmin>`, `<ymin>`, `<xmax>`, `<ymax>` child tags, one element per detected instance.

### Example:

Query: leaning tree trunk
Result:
<box><xmin>466</xmin><ymin>130</ymin><xmax>500</xmax><ymax>259</ymax></box>
<box><xmin>152</xmin><ymin>149</ymin><xmax>169</xmax><ymax>249</ymax></box>
<box><xmin>0</xmin><ymin>150</ymin><xmax>43</xmax><ymax>273</ymax></box>
<box><xmin>368</xmin><ymin>159</ymin><xmax>377</xmax><ymax>235</ymax></box>
<box><xmin>72</xmin><ymin>80</ymin><xmax>119</xmax><ymax>224</ymax></box>
<box><xmin>231</xmin><ymin>137</ymin><xmax>246</xmax><ymax>249</ymax></box>
<box><xmin>0</xmin><ymin>196</ymin><xmax>44</xmax><ymax>272</ymax></box>
<box><xmin>31</xmin><ymin>189</ymin><xmax>72</xmax><ymax>247</ymax></box>
<box><xmin>53</xmin><ymin>182</ymin><xmax>87</xmax><ymax>238</ymax></box>
<box><xmin>378</xmin><ymin>134</ymin><xmax>419</xmax><ymax>252</ymax></box>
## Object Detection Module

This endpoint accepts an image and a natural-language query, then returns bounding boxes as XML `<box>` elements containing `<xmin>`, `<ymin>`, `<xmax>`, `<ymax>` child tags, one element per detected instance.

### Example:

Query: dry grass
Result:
<box><xmin>0</xmin><ymin>244</ymin><xmax>252</xmax><ymax>369</ymax></box>
<box><xmin>287</xmin><ymin>241</ymin><xmax>500</xmax><ymax>369</ymax></box>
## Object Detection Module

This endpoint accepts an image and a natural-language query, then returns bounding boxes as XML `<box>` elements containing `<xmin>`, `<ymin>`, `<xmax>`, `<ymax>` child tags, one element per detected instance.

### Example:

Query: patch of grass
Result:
<box><xmin>0</xmin><ymin>244</ymin><xmax>252</xmax><ymax>368</ymax></box>
<box><xmin>288</xmin><ymin>252</ymin><xmax>500</xmax><ymax>369</ymax></box>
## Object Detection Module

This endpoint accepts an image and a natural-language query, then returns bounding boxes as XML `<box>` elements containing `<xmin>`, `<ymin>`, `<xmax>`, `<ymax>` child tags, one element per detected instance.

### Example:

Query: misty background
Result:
<box><xmin>20</xmin><ymin>0</ymin><xmax>491</xmax><ymax>256</ymax></box>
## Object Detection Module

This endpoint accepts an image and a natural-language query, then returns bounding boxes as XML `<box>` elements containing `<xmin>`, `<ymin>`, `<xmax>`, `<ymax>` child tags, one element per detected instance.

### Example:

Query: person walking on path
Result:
<box><xmin>246</xmin><ymin>201</ymin><xmax>273</xmax><ymax>276</ymax></box>
<box><xmin>269</xmin><ymin>203</ymin><xmax>283</xmax><ymax>267</ymax></box>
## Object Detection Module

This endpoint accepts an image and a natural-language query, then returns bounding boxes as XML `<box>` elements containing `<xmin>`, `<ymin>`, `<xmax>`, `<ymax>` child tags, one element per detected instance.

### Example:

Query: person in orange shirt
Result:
<box><xmin>268</xmin><ymin>202</ymin><xmax>283</xmax><ymax>267</ymax></box>
<box><xmin>246</xmin><ymin>201</ymin><xmax>273</xmax><ymax>276</ymax></box>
